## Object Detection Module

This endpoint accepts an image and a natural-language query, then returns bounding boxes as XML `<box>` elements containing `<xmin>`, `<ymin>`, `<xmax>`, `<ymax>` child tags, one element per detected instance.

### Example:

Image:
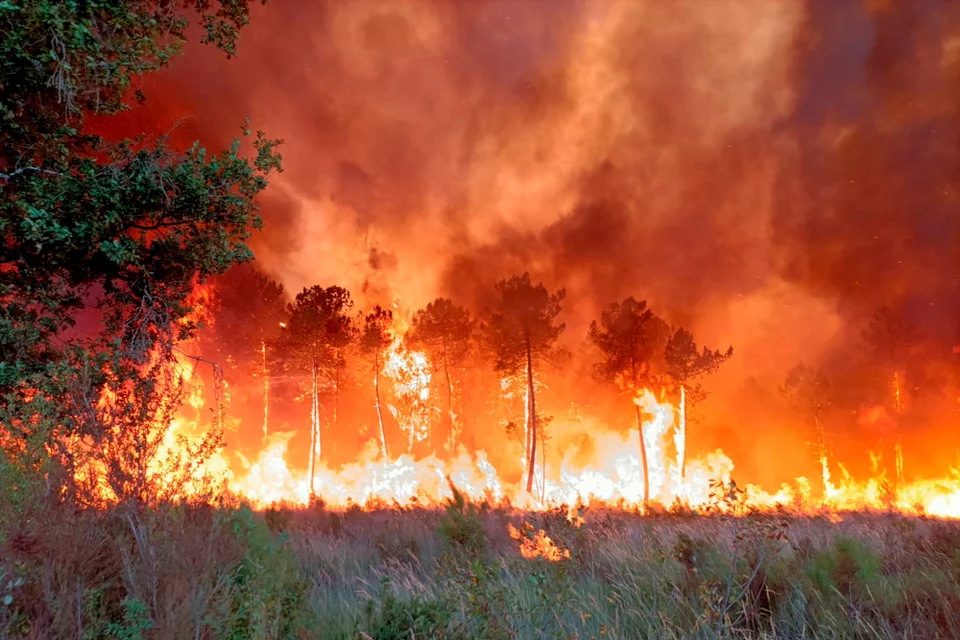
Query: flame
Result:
<box><xmin>384</xmin><ymin>336</ymin><xmax>432</xmax><ymax>452</ymax></box>
<box><xmin>71</xmin><ymin>292</ymin><xmax>960</xmax><ymax>520</ymax></box>
<box><xmin>508</xmin><ymin>522</ymin><xmax>570</xmax><ymax>562</ymax></box>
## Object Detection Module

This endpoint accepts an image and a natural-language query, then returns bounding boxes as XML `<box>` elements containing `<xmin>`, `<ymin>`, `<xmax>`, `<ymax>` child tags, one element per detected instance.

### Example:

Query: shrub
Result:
<box><xmin>208</xmin><ymin>505</ymin><xmax>307</xmax><ymax>639</ymax></box>
<box><xmin>437</xmin><ymin>487</ymin><xmax>486</xmax><ymax>557</ymax></box>
<box><xmin>806</xmin><ymin>535</ymin><xmax>881</xmax><ymax>596</ymax></box>
<box><xmin>354</xmin><ymin>578</ymin><xmax>461</xmax><ymax>640</ymax></box>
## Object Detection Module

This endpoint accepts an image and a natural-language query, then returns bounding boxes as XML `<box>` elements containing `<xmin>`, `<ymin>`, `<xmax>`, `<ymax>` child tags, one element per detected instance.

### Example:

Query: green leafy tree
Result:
<box><xmin>862</xmin><ymin>306</ymin><xmax>920</xmax><ymax>481</ymax></box>
<box><xmin>406</xmin><ymin>298</ymin><xmax>475</xmax><ymax>452</ymax></box>
<box><xmin>275</xmin><ymin>286</ymin><xmax>355</xmax><ymax>495</ymax></box>
<box><xmin>589</xmin><ymin>297</ymin><xmax>669</xmax><ymax>507</ymax></box>
<box><xmin>360</xmin><ymin>305</ymin><xmax>394</xmax><ymax>460</ymax></box>
<box><xmin>781</xmin><ymin>362</ymin><xmax>832</xmax><ymax>498</ymax></box>
<box><xmin>664</xmin><ymin>327</ymin><xmax>732</xmax><ymax>479</ymax></box>
<box><xmin>484</xmin><ymin>273</ymin><xmax>565</xmax><ymax>497</ymax></box>
<box><xmin>0</xmin><ymin>0</ymin><xmax>280</xmax><ymax>501</ymax></box>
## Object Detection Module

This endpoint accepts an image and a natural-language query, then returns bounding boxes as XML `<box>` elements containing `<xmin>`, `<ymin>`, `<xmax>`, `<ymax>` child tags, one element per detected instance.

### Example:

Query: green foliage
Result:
<box><xmin>210</xmin><ymin>505</ymin><xmax>307</xmax><ymax>639</ymax></box>
<box><xmin>104</xmin><ymin>598</ymin><xmax>151</xmax><ymax>640</ymax></box>
<box><xmin>355</xmin><ymin>578</ymin><xmax>461</xmax><ymax>640</ymax></box>
<box><xmin>806</xmin><ymin>535</ymin><xmax>882</xmax><ymax>596</ymax></box>
<box><xmin>0</xmin><ymin>0</ymin><xmax>281</xmax><ymax>503</ymax></box>
<box><xmin>437</xmin><ymin>486</ymin><xmax>486</xmax><ymax>557</ymax></box>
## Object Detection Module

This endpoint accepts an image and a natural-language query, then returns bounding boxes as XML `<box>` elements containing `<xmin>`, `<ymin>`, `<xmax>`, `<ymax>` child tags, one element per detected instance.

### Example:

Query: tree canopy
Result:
<box><xmin>664</xmin><ymin>327</ymin><xmax>733</xmax><ymax>403</ymax></box>
<box><xmin>276</xmin><ymin>286</ymin><xmax>356</xmax><ymax>375</ymax></box>
<box><xmin>485</xmin><ymin>273</ymin><xmax>566</xmax><ymax>375</ymax></box>
<box><xmin>484</xmin><ymin>273</ymin><xmax>565</xmax><ymax>496</ymax></box>
<box><xmin>0</xmin><ymin>0</ymin><xmax>280</xmax><ymax>502</ymax></box>
<box><xmin>406</xmin><ymin>297</ymin><xmax>474</xmax><ymax>370</ymax></box>
<box><xmin>589</xmin><ymin>297</ymin><xmax>668</xmax><ymax>389</ymax></box>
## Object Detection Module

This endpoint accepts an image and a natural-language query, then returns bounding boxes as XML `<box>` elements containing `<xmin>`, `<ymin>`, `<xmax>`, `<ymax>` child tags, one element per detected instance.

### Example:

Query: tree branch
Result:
<box><xmin>0</xmin><ymin>166</ymin><xmax>65</xmax><ymax>182</ymax></box>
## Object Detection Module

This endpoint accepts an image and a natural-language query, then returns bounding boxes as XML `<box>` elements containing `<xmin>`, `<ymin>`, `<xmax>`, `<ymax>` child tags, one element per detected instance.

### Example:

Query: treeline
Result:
<box><xmin>204</xmin><ymin>266</ymin><xmax>734</xmax><ymax>504</ymax></box>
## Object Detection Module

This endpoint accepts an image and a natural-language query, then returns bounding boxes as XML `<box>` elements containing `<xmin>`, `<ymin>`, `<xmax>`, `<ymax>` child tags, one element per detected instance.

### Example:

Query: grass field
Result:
<box><xmin>4</xmin><ymin>492</ymin><xmax>960</xmax><ymax>639</ymax></box>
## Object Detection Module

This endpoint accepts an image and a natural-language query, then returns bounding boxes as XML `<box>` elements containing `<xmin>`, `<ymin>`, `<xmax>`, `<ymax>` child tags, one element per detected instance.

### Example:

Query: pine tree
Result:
<box><xmin>782</xmin><ymin>362</ymin><xmax>832</xmax><ymax>499</ymax></box>
<box><xmin>862</xmin><ymin>306</ymin><xmax>920</xmax><ymax>482</ymax></box>
<box><xmin>276</xmin><ymin>286</ymin><xmax>355</xmax><ymax>495</ymax></box>
<box><xmin>361</xmin><ymin>306</ymin><xmax>394</xmax><ymax>460</ymax></box>
<box><xmin>406</xmin><ymin>298</ymin><xmax>474</xmax><ymax>452</ymax></box>
<box><xmin>664</xmin><ymin>327</ymin><xmax>732</xmax><ymax>479</ymax></box>
<box><xmin>484</xmin><ymin>274</ymin><xmax>565</xmax><ymax>497</ymax></box>
<box><xmin>589</xmin><ymin>297</ymin><xmax>669</xmax><ymax>507</ymax></box>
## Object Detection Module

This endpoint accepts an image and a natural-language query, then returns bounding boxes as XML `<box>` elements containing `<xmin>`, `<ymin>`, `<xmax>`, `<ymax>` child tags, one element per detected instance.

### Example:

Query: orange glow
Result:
<box><xmin>75</xmin><ymin>346</ymin><xmax>960</xmax><ymax>519</ymax></box>
<box><xmin>68</xmin><ymin>286</ymin><xmax>960</xmax><ymax>520</ymax></box>
<box><xmin>508</xmin><ymin>522</ymin><xmax>570</xmax><ymax>562</ymax></box>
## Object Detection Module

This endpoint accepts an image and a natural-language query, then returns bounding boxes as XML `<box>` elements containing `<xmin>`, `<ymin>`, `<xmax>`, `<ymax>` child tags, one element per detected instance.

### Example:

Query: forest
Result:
<box><xmin>2</xmin><ymin>0</ymin><xmax>960</xmax><ymax>638</ymax></box>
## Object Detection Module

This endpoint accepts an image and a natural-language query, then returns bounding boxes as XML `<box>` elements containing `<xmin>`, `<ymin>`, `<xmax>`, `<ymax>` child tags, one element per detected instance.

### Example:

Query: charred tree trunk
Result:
<box><xmin>525</xmin><ymin>336</ymin><xmax>538</xmax><ymax>497</ymax></box>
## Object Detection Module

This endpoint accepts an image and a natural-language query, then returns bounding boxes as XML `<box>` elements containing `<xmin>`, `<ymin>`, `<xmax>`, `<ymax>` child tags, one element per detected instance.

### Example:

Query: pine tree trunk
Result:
<box><xmin>443</xmin><ymin>348</ymin><xmax>456</xmax><ymax>452</ymax></box>
<box><xmin>334</xmin><ymin>357</ymin><xmax>340</xmax><ymax>460</ymax></box>
<box><xmin>262</xmin><ymin>340</ymin><xmax>269</xmax><ymax>443</ymax></box>
<box><xmin>678</xmin><ymin>384</ymin><xmax>686</xmax><ymax>480</ymax></box>
<box><xmin>893</xmin><ymin>369</ymin><xmax>903</xmax><ymax>483</ymax></box>
<box><xmin>375</xmin><ymin>351</ymin><xmax>388</xmax><ymax>460</ymax></box>
<box><xmin>814</xmin><ymin>412</ymin><xmax>831</xmax><ymax>500</ymax></box>
<box><xmin>636</xmin><ymin>403</ymin><xmax>649</xmax><ymax>508</ymax></box>
<box><xmin>525</xmin><ymin>337</ymin><xmax>537</xmax><ymax>497</ymax></box>
<box><xmin>631</xmin><ymin>358</ymin><xmax>649</xmax><ymax>508</ymax></box>
<box><xmin>309</xmin><ymin>354</ymin><xmax>319</xmax><ymax>496</ymax></box>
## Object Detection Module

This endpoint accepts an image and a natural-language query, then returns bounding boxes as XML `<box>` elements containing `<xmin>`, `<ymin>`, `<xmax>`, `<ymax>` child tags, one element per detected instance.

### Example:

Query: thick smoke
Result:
<box><xmin>131</xmin><ymin>0</ymin><xmax>960</xmax><ymax>485</ymax></box>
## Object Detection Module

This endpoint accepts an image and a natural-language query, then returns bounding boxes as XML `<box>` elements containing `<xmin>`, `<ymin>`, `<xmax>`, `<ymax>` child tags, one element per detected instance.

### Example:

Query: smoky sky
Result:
<box><xmin>129</xmin><ymin>0</ymin><xmax>960</xmax><ymax>388</ymax></box>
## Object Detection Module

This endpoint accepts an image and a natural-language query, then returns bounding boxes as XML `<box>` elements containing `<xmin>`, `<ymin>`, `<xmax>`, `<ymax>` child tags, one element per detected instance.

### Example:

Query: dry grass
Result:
<box><xmin>2</xmin><ymin>497</ymin><xmax>960</xmax><ymax>639</ymax></box>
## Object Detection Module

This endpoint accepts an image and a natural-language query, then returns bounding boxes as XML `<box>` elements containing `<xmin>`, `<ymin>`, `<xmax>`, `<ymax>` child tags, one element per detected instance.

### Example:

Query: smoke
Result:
<box><xmin>128</xmin><ymin>0</ymin><xmax>960</xmax><ymax>485</ymax></box>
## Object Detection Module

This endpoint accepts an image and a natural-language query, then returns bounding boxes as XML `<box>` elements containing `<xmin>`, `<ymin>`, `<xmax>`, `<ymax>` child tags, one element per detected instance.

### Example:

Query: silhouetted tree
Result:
<box><xmin>276</xmin><ymin>286</ymin><xmax>355</xmax><ymax>495</ymax></box>
<box><xmin>406</xmin><ymin>298</ymin><xmax>475</xmax><ymax>451</ymax></box>
<box><xmin>589</xmin><ymin>297</ymin><xmax>669</xmax><ymax>507</ymax></box>
<box><xmin>781</xmin><ymin>362</ymin><xmax>832</xmax><ymax>497</ymax></box>
<box><xmin>664</xmin><ymin>327</ymin><xmax>732</xmax><ymax>479</ymax></box>
<box><xmin>205</xmin><ymin>265</ymin><xmax>286</xmax><ymax>441</ymax></box>
<box><xmin>361</xmin><ymin>306</ymin><xmax>394</xmax><ymax>460</ymax></box>
<box><xmin>862</xmin><ymin>306</ymin><xmax>920</xmax><ymax>481</ymax></box>
<box><xmin>485</xmin><ymin>274</ymin><xmax>566</xmax><ymax>497</ymax></box>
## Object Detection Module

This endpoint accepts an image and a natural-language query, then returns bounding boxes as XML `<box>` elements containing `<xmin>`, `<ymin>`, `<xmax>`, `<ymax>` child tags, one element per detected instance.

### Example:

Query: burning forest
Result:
<box><xmin>3</xmin><ymin>0</ymin><xmax>960</xmax><ymax>638</ymax></box>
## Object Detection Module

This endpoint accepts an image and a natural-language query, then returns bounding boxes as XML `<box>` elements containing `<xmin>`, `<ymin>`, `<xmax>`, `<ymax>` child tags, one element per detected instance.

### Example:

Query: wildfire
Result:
<box><xmin>70</xmin><ymin>288</ymin><xmax>960</xmax><ymax>521</ymax></box>
<box><xmin>384</xmin><ymin>336</ymin><xmax>433</xmax><ymax>452</ymax></box>
<box><xmin>508</xmin><ymin>522</ymin><xmax>570</xmax><ymax>562</ymax></box>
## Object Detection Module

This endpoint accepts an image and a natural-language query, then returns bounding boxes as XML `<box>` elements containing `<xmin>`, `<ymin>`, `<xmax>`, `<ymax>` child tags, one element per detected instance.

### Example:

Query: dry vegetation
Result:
<box><xmin>3</xmin><ymin>488</ymin><xmax>960</xmax><ymax>639</ymax></box>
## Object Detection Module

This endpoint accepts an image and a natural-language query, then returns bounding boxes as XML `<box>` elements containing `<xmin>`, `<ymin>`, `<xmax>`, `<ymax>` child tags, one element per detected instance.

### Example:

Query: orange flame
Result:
<box><xmin>508</xmin><ymin>522</ymin><xmax>570</xmax><ymax>562</ymax></box>
<box><xmin>72</xmin><ymin>294</ymin><xmax>960</xmax><ymax>520</ymax></box>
